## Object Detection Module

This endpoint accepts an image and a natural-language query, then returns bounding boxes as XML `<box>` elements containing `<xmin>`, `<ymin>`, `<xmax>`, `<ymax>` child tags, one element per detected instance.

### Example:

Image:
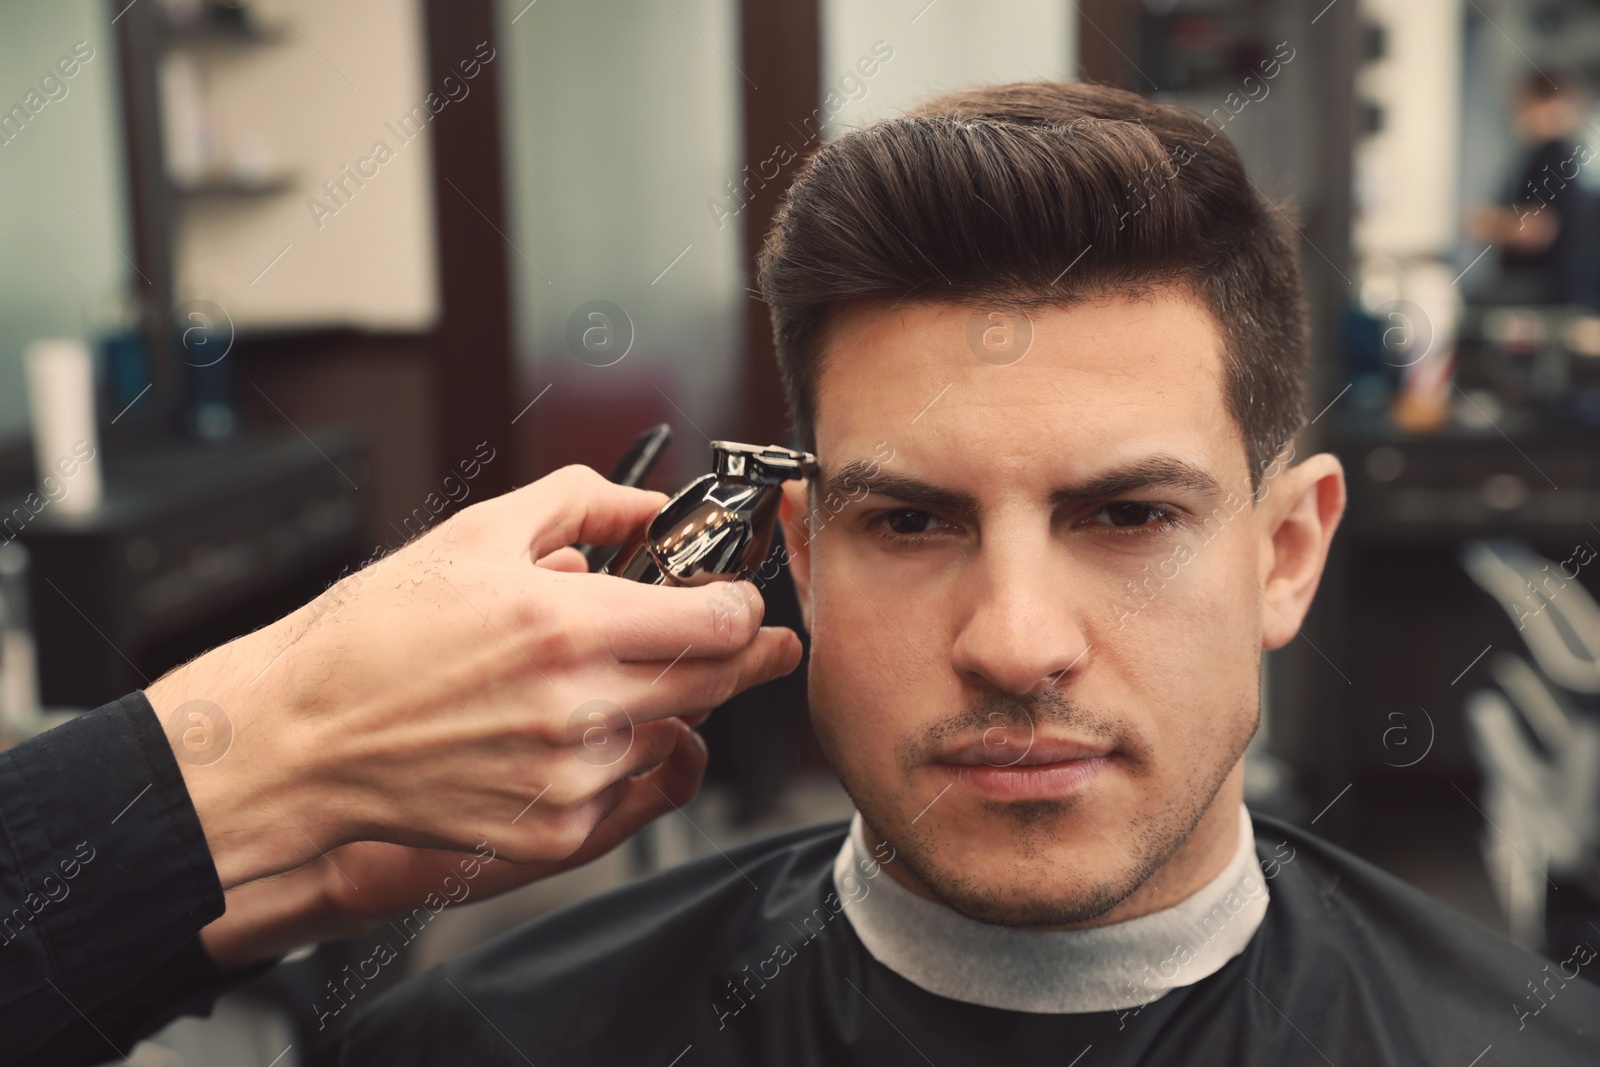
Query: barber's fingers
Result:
<box><xmin>547</xmin><ymin>716</ymin><xmax>683</xmax><ymax>804</ymax></box>
<box><xmin>592</xmin><ymin>627</ymin><xmax>801</xmax><ymax>723</ymax></box>
<box><xmin>485</xmin><ymin>465</ymin><xmax>667</xmax><ymax>561</ymax></box>
<box><xmin>537</xmin><ymin>547</ymin><xmax>774</xmax><ymax>662</ymax></box>
<box><xmin>552</xmin><ymin>721</ymin><xmax>708</xmax><ymax>865</ymax></box>
<box><xmin>562</xmin><ymin>575</ymin><xmax>776</xmax><ymax>662</ymax></box>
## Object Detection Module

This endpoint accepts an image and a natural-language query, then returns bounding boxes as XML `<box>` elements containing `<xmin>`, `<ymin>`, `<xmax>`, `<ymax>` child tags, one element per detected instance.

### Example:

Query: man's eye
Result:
<box><xmin>874</xmin><ymin>509</ymin><xmax>952</xmax><ymax>538</ymax></box>
<box><xmin>1088</xmin><ymin>502</ymin><xmax>1178</xmax><ymax>531</ymax></box>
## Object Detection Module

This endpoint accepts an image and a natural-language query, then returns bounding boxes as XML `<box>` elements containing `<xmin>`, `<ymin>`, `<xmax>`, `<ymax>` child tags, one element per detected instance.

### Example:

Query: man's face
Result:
<box><xmin>1516</xmin><ymin>91</ymin><xmax>1581</xmax><ymax>142</ymax></box>
<box><xmin>782</xmin><ymin>291</ymin><xmax>1308</xmax><ymax>928</ymax></box>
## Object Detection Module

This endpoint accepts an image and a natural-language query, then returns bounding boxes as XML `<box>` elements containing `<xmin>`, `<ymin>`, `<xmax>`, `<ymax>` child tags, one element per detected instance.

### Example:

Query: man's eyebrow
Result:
<box><xmin>820</xmin><ymin>454</ymin><xmax>1225</xmax><ymax>516</ymax></box>
<box><xmin>1053</xmin><ymin>456</ymin><xmax>1225</xmax><ymax>503</ymax></box>
<box><xmin>823</xmin><ymin>462</ymin><xmax>979</xmax><ymax>519</ymax></box>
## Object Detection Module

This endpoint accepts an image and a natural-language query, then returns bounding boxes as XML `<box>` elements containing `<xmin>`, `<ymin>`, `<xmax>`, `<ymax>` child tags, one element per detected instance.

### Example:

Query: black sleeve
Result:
<box><xmin>0</xmin><ymin>691</ymin><xmax>254</xmax><ymax>1065</ymax></box>
<box><xmin>1509</xmin><ymin>140</ymin><xmax>1569</xmax><ymax>206</ymax></box>
<box><xmin>13</xmin><ymin>933</ymin><xmax>279</xmax><ymax>1066</ymax></box>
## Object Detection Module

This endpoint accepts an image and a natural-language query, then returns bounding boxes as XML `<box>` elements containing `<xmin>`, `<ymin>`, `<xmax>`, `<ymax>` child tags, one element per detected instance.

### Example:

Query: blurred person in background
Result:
<box><xmin>1467</xmin><ymin>71</ymin><xmax>1599</xmax><ymax>307</ymax></box>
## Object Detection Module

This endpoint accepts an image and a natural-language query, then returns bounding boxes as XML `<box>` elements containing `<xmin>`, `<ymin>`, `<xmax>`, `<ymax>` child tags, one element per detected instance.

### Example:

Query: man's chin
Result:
<box><xmin>898</xmin><ymin>847</ymin><xmax>1150</xmax><ymax>929</ymax></box>
<box><xmin>870</xmin><ymin>798</ymin><xmax>1177</xmax><ymax>929</ymax></box>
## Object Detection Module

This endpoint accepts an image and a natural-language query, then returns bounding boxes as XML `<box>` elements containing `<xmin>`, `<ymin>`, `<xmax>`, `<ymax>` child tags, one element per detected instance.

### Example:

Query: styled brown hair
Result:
<box><xmin>756</xmin><ymin>80</ymin><xmax>1308</xmax><ymax>489</ymax></box>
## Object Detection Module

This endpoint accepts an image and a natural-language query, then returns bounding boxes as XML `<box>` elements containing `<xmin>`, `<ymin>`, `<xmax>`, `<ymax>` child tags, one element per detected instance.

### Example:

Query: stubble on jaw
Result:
<box><xmin>826</xmin><ymin>692</ymin><xmax>1258</xmax><ymax>929</ymax></box>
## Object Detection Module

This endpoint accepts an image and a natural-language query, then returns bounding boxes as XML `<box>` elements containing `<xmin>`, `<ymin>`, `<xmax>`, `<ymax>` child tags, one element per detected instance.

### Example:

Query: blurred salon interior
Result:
<box><xmin>1</xmin><ymin>0</ymin><xmax>1599</xmax><ymax>1061</ymax></box>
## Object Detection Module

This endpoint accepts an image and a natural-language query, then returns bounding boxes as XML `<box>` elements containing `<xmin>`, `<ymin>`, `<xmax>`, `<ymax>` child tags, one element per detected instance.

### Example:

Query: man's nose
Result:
<box><xmin>949</xmin><ymin>531</ymin><xmax>1090</xmax><ymax>696</ymax></box>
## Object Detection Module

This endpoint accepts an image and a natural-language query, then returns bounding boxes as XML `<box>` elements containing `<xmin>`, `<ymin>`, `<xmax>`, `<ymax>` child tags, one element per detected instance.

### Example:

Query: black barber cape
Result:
<box><xmin>337</xmin><ymin>816</ymin><xmax>1600</xmax><ymax>1066</ymax></box>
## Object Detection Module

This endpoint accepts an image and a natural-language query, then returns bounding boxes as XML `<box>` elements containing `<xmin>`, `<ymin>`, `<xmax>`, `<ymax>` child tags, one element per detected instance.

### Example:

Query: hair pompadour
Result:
<box><xmin>756</xmin><ymin>80</ymin><xmax>1308</xmax><ymax>488</ymax></box>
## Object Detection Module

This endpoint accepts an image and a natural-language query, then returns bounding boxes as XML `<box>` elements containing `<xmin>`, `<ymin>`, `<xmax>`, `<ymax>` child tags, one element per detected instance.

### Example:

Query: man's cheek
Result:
<box><xmin>1143</xmin><ymin>582</ymin><xmax>1261</xmax><ymax>761</ymax></box>
<box><xmin>1163</xmin><ymin>531</ymin><xmax>1254</xmax><ymax>616</ymax></box>
<box><xmin>813</xmin><ymin>579</ymin><xmax>913</xmax><ymax>683</ymax></box>
<box><xmin>1102</xmin><ymin>562</ymin><xmax>1246</xmax><ymax>715</ymax></box>
<box><xmin>1159</xmin><ymin>576</ymin><xmax>1252</xmax><ymax>676</ymax></box>
<box><xmin>805</xmin><ymin>682</ymin><xmax>854</xmax><ymax>778</ymax></box>
<box><xmin>806</xmin><ymin>625</ymin><xmax>903</xmax><ymax>765</ymax></box>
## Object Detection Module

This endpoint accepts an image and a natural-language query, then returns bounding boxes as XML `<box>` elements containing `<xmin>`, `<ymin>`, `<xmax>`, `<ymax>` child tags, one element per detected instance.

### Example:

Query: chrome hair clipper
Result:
<box><xmin>602</xmin><ymin>441</ymin><xmax>818</xmax><ymax>586</ymax></box>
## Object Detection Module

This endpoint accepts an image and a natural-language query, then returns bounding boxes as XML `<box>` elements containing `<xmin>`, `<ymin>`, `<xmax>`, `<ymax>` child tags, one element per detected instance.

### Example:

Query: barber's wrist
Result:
<box><xmin>146</xmin><ymin>608</ymin><xmax>355</xmax><ymax>889</ymax></box>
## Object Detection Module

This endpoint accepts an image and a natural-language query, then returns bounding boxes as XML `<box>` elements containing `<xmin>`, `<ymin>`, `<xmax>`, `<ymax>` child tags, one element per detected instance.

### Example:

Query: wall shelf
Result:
<box><xmin>168</xmin><ymin>173</ymin><xmax>295</xmax><ymax>198</ymax></box>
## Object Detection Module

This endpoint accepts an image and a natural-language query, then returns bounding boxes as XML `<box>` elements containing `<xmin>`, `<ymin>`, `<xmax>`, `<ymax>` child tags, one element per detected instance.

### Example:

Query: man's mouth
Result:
<box><xmin>930</xmin><ymin>737</ymin><xmax>1116</xmax><ymax>802</ymax></box>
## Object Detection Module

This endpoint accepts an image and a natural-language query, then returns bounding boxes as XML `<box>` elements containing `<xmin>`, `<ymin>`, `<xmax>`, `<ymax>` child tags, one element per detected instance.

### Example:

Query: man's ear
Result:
<box><xmin>1257</xmin><ymin>452</ymin><xmax>1346</xmax><ymax>651</ymax></box>
<box><xmin>779</xmin><ymin>479</ymin><xmax>814</xmax><ymax>633</ymax></box>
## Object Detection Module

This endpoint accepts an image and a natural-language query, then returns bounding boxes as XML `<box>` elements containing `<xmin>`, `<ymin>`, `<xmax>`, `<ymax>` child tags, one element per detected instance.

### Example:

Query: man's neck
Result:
<box><xmin>866</xmin><ymin>768</ymin><xmax>1246</xmax><ymax>931</ymax></box>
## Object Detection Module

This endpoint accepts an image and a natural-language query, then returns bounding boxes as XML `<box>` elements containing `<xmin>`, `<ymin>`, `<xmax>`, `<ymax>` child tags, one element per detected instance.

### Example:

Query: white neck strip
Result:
<box><xmin>832</xmin><ymin>804</ymin><xmax>1267</xmax><ymax>1014</ymax></box>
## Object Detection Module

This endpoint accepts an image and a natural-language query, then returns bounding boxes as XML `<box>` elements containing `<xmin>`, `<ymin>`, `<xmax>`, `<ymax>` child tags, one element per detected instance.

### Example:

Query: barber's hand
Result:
<box><xmin>199</xmin><ymin>718</ymin><xmax>708</xmax><ymax>970</ymax></box>
<box><xmin>147</xmin><ymin>465</ymin><xmax>801</xmax><ymax>891</ymax></box>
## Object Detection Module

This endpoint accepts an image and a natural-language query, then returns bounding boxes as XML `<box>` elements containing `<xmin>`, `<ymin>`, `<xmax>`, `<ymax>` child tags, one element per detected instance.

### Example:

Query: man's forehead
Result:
<box><xmin>811</xmin><ymin>292</ymin><xmax>1242</xmax><ymax>487</ymax></box>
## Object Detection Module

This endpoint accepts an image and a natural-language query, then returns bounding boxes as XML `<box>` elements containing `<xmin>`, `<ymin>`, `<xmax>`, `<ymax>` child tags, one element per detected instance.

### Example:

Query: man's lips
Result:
<box><xmin>930</xmin><ymin>736</ymin><xmax>1117</xmax><ymax>801</ymax></box>
<box><xmin>935</xmin><ymin>736</ymin><xmax>1113</xmax><ymax>767</ymax></box>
